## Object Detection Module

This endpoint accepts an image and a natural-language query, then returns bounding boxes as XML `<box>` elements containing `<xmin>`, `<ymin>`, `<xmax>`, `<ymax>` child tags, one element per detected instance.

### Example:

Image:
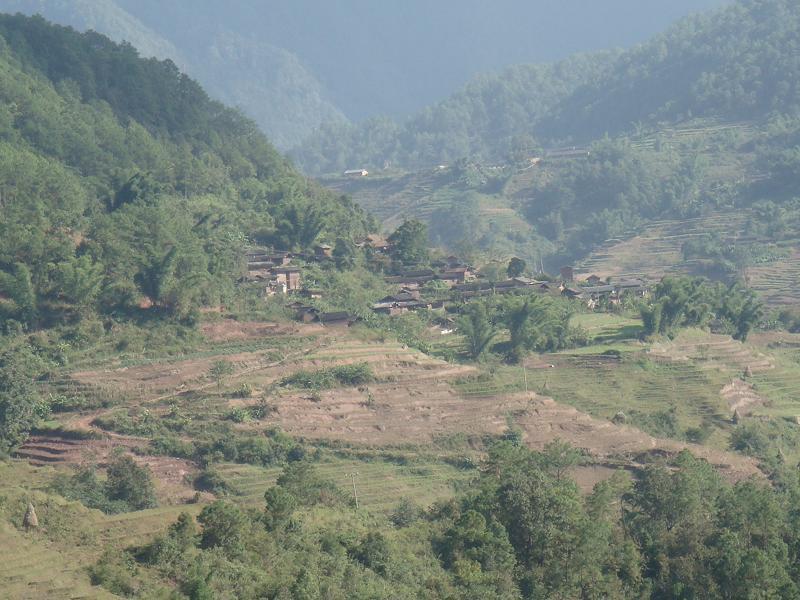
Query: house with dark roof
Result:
<box><xmin>384</xmin><ymin>269</ymin><xmax>437</xmax><ymax>288</ymax></box>
<box><xmin>319</xmin><ymin>311</ymin><xmax>353</xmax><ymax>327</ymax></box>
<box><xmin>294</xmin><ymin>306</ymin><xmax>320</xmax><ymax>323</ymax></box>
<box><xmin>440</xmin><ymin>266</ymin><xmax>476</xmax><ymax>285</ymax></box>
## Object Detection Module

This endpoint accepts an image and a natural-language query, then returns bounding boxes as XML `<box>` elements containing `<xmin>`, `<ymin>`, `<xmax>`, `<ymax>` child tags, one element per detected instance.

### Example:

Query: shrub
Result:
<box><xmin>148</xmin><ymin>436</ymin><xmax>196</xmax><ymax>460</ymax></box>
<box><xmin>225</xmin><ymin>407</ymin><xmax>251</xmax><ymax>423</ymax></box>
<box><xmin>685</xmin><ymin>425</ymin><xmax>712</xmax><ymax>444</ymax></box>
<box><xmin>51</xmin><ymin>467</ymin><xmax>110</xmax><ymax>512</ymax></box>
<box><xmin>105</xmin><ymin>455</ymin><xmax>158</xmax><ymax>511</ymax></box>
<box><xmin>248</xmin><ymin>398</ymin><xmax>271</xmax><ymax>420</ymax></box>
<box><xmin>280</xmin><ymin>362</ymin><xmax>374</xmax><ymax>389</ymax></box>
<box><xmin>233</xmin><ymin>383</ymin><xmax>253</xmax><ymax>398</ymax></box>
<box><xmin>89</xmin><ymin>551</ymin><xmax>137</xmax><ymax>596</ymax></box>
<box><xmin>193</xmin><ymin>468</ymin><xmax>232</xmax><ymax>496</ymax></box>
<box><xmin>390</xmin><ymin>497</ymin><xmax>421</xmax><ymax>528</ymax></box>
<box><xmin>629</xmin><ymin>408</ymin><xmax>679</xmax><ymax>439</ymax></box>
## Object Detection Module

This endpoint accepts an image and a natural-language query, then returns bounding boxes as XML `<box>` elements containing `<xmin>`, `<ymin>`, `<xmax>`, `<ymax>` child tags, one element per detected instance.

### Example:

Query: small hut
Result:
<box><xmin>23</xmin><ymin>503</ymin><xmax>38</xmax><ymax>530</ymax></box>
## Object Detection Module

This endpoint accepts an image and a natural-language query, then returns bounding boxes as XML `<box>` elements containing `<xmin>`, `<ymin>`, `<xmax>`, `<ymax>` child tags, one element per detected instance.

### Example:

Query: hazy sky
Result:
<box><xmin>114</xmin><ymin>0</ymin><xmax>731</xmax><ymax>119</ymax></box>
<box><xmin>240</xmin><ymin>0</ymin><xmax>733</xmax><ymax>118</ymax></box>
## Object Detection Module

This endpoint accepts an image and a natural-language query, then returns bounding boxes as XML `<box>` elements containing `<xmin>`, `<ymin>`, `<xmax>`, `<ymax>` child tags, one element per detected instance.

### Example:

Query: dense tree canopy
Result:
<box><xmin>0</xmin><ymin>14</ymin><xmax>371</xmax><ymax>330</ymax></box>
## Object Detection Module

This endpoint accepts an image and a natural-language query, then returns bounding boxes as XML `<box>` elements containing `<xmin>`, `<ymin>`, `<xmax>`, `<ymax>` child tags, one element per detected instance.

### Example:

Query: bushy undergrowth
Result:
<box><xmin>280</xmin><ymin>362</ymin><xmax>374</xmax><ymax>389</ymax></box>
<box><xmin>51</xmin><ymin>455</ymin><xmax>157</xmax><ymax>514</ymax></box>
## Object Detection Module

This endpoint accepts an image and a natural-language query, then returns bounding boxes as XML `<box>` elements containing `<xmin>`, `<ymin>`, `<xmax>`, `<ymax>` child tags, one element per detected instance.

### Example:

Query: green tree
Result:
<box><xmin>624</xmin><ymin>451</ymin><xmax>722</xmax><ymax>597</ymax></box>
<box><xmin>388</xmin><ymin>219</ymin><xmax>429</xmax><ymax>266</ymax></box>
<box><xmin>332</xmin><ymin>237</ymin><xmax>357</xmax><ymax>270</ymax></box>
<box><xmin>506</xmin><ymin>258</ymin><xmax>526</xmax><ymax>279</ymax></box>
<box><xmin>719</xmin><ymin>284</ymin><xmax>764</xmax><ymax>342</ymax></box>
<box><xmin>0</xmin><ymin>346</ymin><xmax>45</xmax><ymax>451</ymax></box>
<box><xmin>503</xmin><ymin>295</ymin><xmax>570</xmax><ymax>362</ymax></box>
<box><xmin>54</xmin><ymin>255</ymin><xmax>104</xmax><ymax>314</ymax></box>
<box><xmin>457</xmin><ymin>302</ymin><xmax>497</xmax><ymax>360</ymax></box>
<box><xmin>197</xmin><ymin>500</ymin><xmax>248</xmax><ymax>556</ymax></box>
<box><xmin>273</xmin><ymin>201</ymin><xmax>327</xmax><ymax>250</ymax></box>
<box><xmin>168</xmin><ymin>512</ymin><xmax>198</xmax><ymax>551</ymax></box>
<box><xmin>110</xmin><ymin>173</ymin><xmax>161</xmax><ymax>211</ymax></box>
<box><xmin>1</xmin><ymin>263</ymin><xmax>39</xmax><ymax>328</ymax></box>
<box><xmin>105</xmin><ymin>455</ymin><xmax>157</xmax><ymax>510</ymax></box>
<box><xmin>438</xmin><ymin>510</ymin><xmax>519</xmax><ymax>596</ymax></box>
<box><xmin>134</xmin><ymin>246</ymin><xmax>178</xmax><ymax>307</ymax></box>
<box><xmin>264</xmin><ymin>486</ymin><xmax>297</xmax><ymax>530</ymax></box>
<box><xmin>351</xmin><ymin>531</ymin><xmax>391</xmax><ymax>576</ymax></box>
<box><xmin>209</xmin><ymin>360</ymin><xmax>234</xmax><ymax>390</ymax></box>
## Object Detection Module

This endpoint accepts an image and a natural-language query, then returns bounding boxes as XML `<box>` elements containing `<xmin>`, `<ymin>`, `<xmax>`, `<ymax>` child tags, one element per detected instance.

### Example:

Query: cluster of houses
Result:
<box><xmin>244</xmin><ymin>243</ymin><xmax>345</xmax><ymax>296</ymax></box>
<box><xmin>373</xmin><ymin>260</ymin><xmax>649</xmax><ymax>316</ymax></box>
<box><xmin>244</xmin><ymin>240</ymin><xmax>650</xmax><ymax>327</ymax></box>
<box><xmin>244</xmin><ymin>249</ymin><xmax>302</xmax><ymax>295</ymax></box>
<box><xmin>242</xmin><ymin>236</ymin><xmax>393</xmax><ymax>326</ymax></box>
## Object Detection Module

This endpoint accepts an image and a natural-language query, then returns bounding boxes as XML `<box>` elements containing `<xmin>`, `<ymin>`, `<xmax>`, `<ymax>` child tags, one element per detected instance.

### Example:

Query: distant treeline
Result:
<box><xmin>294</xmin><ymin>0</ymin><xmax>800</xmax><ymax>175</ymax></box>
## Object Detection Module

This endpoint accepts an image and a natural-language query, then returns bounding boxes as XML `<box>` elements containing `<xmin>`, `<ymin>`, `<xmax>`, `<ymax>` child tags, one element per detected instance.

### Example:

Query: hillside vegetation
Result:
<box><xmin>0</xmin><ymin>13</ymin><xmax>369</xmax><ymax>333</ymax></box>
<box><xmin>6</xmin><ymin>6</ymin><xmax>800</xmax><ymax>600</ymax></box>
<box><xmin>0</xmin><ymin>0</ymin><xmax>347</xmax><ymax>148</ymax></box>
<box><xmin>295</xmin><ymin>0</ymin><xmax>800</xmax><ymax>173</ymax></box>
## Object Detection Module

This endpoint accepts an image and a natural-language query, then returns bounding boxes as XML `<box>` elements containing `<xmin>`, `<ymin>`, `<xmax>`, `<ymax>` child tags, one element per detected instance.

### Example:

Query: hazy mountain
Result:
<box><xmin>0</xmin><ymin>0</ymin><xmax>728</xmax><ymax>149</ymax></box>
<box><xmin>116</xmin><ymin>0</ymin><xmax>727</xmax><ymax>121</ymax></box>
<box><xmin>294</xmin><ymin>0</ymin><xmax>800</xmax><ymax>174</ymax></box>
<box><xmin>0</xmin><ymin>0</ymin><xmax>347</xmax><ymax>149</ymax></box>
<box><xmin>0</xmin><ymin>0</ymin><xmax>183</xmax><ymax>62</ymax></box>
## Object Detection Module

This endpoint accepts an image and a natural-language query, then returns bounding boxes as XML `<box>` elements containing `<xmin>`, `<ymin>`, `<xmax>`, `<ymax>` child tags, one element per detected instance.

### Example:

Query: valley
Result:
<box><xmin>3</xmin><ymin>1</ymin><xmax>800</xmax><ymax>598</ymax></box>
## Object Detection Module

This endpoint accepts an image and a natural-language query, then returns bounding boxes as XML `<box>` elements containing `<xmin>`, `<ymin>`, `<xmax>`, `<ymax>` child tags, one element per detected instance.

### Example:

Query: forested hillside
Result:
<box><xmin>8</xmin><ymin>7</ymin><xmax>800</xmax><ymax>600</ymax></box>
<box><xmin>0</xmin><ymin>13</ymin><xmax>370</xmax><ymax>330</ymax></box>
<box><xmin>296</xmin><ymin>52</ymin><xmax>618</xmax><ymax>175</ymax></box>
<box><xmin>0</xmin><ymin>0</ymin><xmax>347</xmax><ymax>149</ymax></box>
<box><xmin>295</xmin><ymin>0</ymin><xmax>800</xmax><ymax>174</ymax></box>
<box><xmin>0</xmin><ymin>0</ymin><xmax>181</xmax><ymax>62</ymax></box>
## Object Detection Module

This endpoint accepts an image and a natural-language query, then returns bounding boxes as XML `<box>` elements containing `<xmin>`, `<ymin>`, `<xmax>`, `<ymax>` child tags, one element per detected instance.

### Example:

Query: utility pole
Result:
<box><xmin>523</xmin><ymin>364</ymin><xmax>528</xmax><ymax>394</ymax></box>
<box><xmin>346</xmin><ymin>472</ymin><xmax>360</xmax><ymax>509</ymax></box>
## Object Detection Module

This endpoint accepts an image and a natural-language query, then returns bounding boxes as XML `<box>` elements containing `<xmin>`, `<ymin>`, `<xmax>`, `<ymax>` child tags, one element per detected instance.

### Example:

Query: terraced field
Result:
<box><xmin>321</xmin><ymin>170</ymin><xmax>449</xmax><ymax>230</ymax></box>
<box><xmin>0</xmin><ymin>458</ymin><xmax>201</xmax><ymax>599</ymax></box>
<box><xmin>575</xmin><ymin>212</ymin><xmax>748</xmax><ymax>281</ymax></box>
<box><xmin>216</xmin><ymin>458</ymin><xmax>472</xmax><ymax>513</ymax></box>
<box><xmin>745</xmin><ymin>339</ymin><xmax>800</xmax><ymax>419</ymax></box>
<box><xmin>5</xmin><ymin>319</ymin><xmax>777</xmax><ymax>598</ymax></box>
<box><xmin>648</xmin><ymin>331</ymin><xmax>774</xmax><ymax>375</ymax></box>
<box><xmin>92</xmin><ymin>504</ymin><xmax>202</xmax><ymax>548</ymax></box>
<box><xmin>0</xmin><ymin>522</ymin><xmax>115</xmax><ymax>600</ymax></box>
<box><xmin>748</xmin><ymin>248</ymin><xmax>800</xmax><ymax>307</ymax></box>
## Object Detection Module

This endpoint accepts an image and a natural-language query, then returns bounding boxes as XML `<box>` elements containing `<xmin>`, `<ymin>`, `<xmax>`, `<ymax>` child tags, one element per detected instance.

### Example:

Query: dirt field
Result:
<box><xmin>13</xmin><ymin>434</ymin><xmax>200</xmax><ymax>504</ymax></box>
<box><xmin>256</xmin><ymin>383</ymin><xmax>761</xmax><ymax>482</ymax></box>
<box><xmin>38</xmin><ymin>324</ymin><xmax>764</xmax><ymax>493</ymax></box>
<box><xmin>200</xmin><ymin>319</ymin><xmax>319</xmax><ymax>342</ymax></box>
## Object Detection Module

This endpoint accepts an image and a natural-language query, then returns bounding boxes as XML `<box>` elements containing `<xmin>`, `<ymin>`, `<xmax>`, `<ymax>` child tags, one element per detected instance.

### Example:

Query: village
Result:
<box><xmin>242</xmin><ymin>233</ymin><xmax>651</xmax><ymax>328</ymax></box>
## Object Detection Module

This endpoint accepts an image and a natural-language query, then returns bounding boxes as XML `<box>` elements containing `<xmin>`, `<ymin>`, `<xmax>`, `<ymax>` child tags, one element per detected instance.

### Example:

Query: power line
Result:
<box><xmin>346</xmin><ymin>472</ymin><xmax>360</xmax><ymax>509</ymax></box>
